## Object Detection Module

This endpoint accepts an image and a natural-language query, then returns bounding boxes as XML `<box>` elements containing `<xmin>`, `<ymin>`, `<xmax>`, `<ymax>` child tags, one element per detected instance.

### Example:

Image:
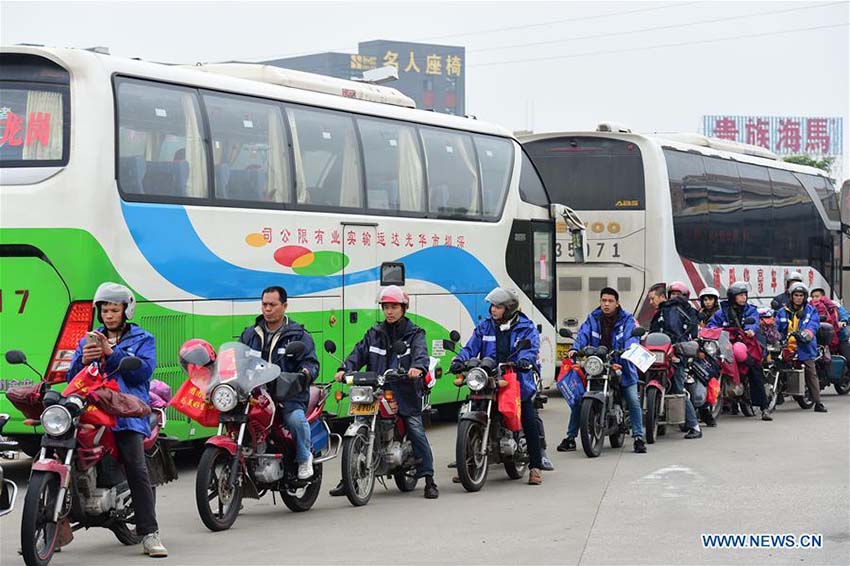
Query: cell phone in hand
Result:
<box><xmin>86</xmin><ymin>332</ymin><xmax>99</xmax><ymax>346</ymax></box>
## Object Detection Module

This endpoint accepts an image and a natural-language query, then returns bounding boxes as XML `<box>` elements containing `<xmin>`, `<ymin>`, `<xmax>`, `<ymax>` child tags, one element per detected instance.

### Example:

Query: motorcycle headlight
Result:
<box><xmin>653</xmin><ymin>352</ymin><xmax>665</xmax><ymax>364</ymax></box>
<box><xmin>584</xmin><ymin>356</ymin><xmax>605</xmax><ymax>377</ymax></box>
<box><xmin>211</xmin><ymin>384</ymin><xmax>238</xmax><ymax>412</ymax></box>
<box><xmin>349</xmin><ymin>386</ymin><xmax>374</xmax><ymax>404</ymax></box>
<box><xmin>466</xmin><ymin>367</ymin><xmax>489</xmax><ymax>392</ymax></box>
<box><xmin>704</xmin><ymin>341</ymin><xmax>719</xmax><ymax>357</ymax></box>
<box><xmin>41</xmin><ymin>405</ymin><xmax>72</xmax><ymax>437</ymax></box>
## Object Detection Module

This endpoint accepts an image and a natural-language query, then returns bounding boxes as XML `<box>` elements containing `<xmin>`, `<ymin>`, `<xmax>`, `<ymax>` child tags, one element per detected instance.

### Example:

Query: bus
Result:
<box><xmin>0</xmin><ymin>45</ymin><xmax>574</xmax><ymax>453</ymax></box>
<box><xmin>521</xmin><ymin>125</ymin><xmax>842</xmax><ymax>359</ymax></box>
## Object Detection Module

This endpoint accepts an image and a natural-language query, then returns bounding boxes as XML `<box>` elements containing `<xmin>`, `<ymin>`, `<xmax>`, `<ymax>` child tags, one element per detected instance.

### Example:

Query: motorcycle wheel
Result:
<box><xmin>195</xmin><ymin>446</ymin><xmax>242</xmax><ymax>532</ymax></box>
<box><xmin>503</xmin><ymin>433</ymin><xmax>528</xmax><ymax>479</ymax></box>
<box><xmin>609</xmin><ymin>425</ymin><xmax>626</xmax><ymax>448</ymax></box>
<box><xmin>282</xmin><ymin>463</ymin><xmax>322</xmax><ymax>512</ymax></box>
<box><xmin>740</xmin><ymin>398</ymin><xmax>755</xmax><ymax>417</ymax></box>
<box><xmin>341</xmin><ymin>432</ymin><xmax>375</xmax><ymax>507</ymax></box>
<box><xmin>794</xmin><ymin>388</ymin><xmax>815</xmax><ymax>410</ymax></box>
<box><xmin>645</xmin><ymin>388</ymin><xmax>660</xmax><ymax>444</ymax></box>
<box><xmin>579</xmin><ymin>399</ymin><xmax>604</xmax><ymax>458</ymax></box>
<box><xmin>456</xmin><ymin>419</ymin><xmax>488</xmax><ymax>492</ymax></box>
<box><xmin>834</xmin><ymin>372</ymin><xmax>850</xmax><ymax>395</ymax></box>
<box><xmin>111</xmin><ymin>522</ymin><xmax>142</xmax><ymax>546</ymax></box>
<box><xmin>393</xmin><ymin>466</ymin><xmax>419</xmax><ymax>492</ymax></box>
<box><xmin>20</xmin><ymin>471</ymin><xmax>60</xmax><ymax>566</ymax></box>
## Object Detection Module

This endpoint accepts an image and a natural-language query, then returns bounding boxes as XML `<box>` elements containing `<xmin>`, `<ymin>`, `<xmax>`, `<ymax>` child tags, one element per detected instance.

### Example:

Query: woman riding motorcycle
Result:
<box><xmin>698</xmin><ymin>287</ymin><xmax>721</xmax><ymax>327</ymax></box>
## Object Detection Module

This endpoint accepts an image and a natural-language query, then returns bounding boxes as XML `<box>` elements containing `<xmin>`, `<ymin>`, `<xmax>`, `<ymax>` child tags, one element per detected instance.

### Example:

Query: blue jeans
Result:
<box><xmin>566</xmin><ymin>384</ymin><xmax>644</xmax><ymax>439</ymax></box>
<box><xmin>403</xmin><ymin>415</ymin><xmax>434</xmax><ymax>478</ymax></box>
<box><xmin>671</xmin><ymin>364</ymin><xmax>699</xmax><ymax>429</ymax></box>
<box><xmin>283</xmin><ymin>408</ymin><xmax>311</xmax><ymax>463</ymax></box>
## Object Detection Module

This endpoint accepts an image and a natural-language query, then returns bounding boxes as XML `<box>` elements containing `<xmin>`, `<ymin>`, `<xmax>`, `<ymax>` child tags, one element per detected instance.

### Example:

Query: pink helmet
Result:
<box><xmin>668</xmin><ymin>281</ymin><xmax>690</xmax><ymax>298</ymax></box>
<box><xmin>377</xmin><ymin>285</ymin><xmax>409</xmax><ymax>307</ymax></box>
<box><xmin>732</xmin><ymin>342</ymin><xmax>749</xmax><ymax>363</ymax></box>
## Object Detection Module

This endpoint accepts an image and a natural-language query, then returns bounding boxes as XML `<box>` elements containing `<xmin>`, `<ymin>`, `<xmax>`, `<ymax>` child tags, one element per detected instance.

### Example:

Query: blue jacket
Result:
<box><xmin>68</xmin><ymin>324</ymin><xmax>156</xmax><ymax>436</ymax></box>
<box><xmin>239</xmin><ymin>316</ymin><xmax>319</xmax><ymax>413</ymax></box>
<box><xmin>650</xmin><ymin>296</ymin><xmax>698</xmax><ymax>343</ymax></box>
<box><xmin>343</xmin><ymin>317</ymin><xmax>429</xmax><ymax>417</ymax></box>
<box><xmin>776</xmin><ymin>303</ymin><xmax>821</xmax><ymax>361</ymax></box>
<box><xmin>571</xmin><ymin>307</ymin><xmax>640</xmax><ymax>388</ymax></box>
<box><xmin>454</xmin><ymin>313</ymin><xmax>540</xmax><ymax>401</ymax></box>
<box><xmin>707</xmin><ymin>301</ymin><xmax>760</xmax><ymax>335</ymax></box>
<box><xmin>838</xmin><ymin>304</ymin><xmax>850</xmax><ymax>342</ymax></box>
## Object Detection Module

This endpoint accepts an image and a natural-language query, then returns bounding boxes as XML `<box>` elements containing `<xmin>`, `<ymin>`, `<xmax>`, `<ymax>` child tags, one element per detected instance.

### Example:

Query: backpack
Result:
<box><xmin>811</xmin><ymin>297</ymin><xmax>840</xmax><ymax>349</ymax></box>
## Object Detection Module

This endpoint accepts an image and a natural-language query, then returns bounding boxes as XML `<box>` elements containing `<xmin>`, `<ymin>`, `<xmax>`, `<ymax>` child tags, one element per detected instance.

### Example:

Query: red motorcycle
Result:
<box><xmin>5</xmin><ymin>350</ymin><xmax>174</xmax><ymax>566</ymax></box>
<box><xmin>175</xmin><ymin>341</ymin><xmax>339</xmax><ymax>531</ymax></box>
<box><xmin>641</xmin><ymin>332</ymin><xmax>697</xmax><ymax>443</ymax></box>
<box><xmin>718</xmin><ymin>324</ymin><xmax>765</xmax><ymax>416</ymax></box>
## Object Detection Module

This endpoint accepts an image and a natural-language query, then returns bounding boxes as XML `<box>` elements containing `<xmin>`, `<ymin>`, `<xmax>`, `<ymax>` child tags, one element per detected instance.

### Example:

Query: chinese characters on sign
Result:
<box><xmin>0</xmin><ymin>110</ymin><xmax>53</xmax><ymax>148</ymax></box>
<box><xmin>261</xmin><ymin>226</ymin><xmax>468</xmax><ymax>249</ymax></box>
<box><xmin>702</xmin><ymin>115</ymin><xmax>843</xmax><ymax>156</ymax></box>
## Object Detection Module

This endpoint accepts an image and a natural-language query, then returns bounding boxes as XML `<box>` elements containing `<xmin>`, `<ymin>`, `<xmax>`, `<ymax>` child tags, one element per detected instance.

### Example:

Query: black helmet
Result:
<box><xmin>726</xmin><ymin>281</ymin><xmax>749</xmax><ymax>301</ymax></box>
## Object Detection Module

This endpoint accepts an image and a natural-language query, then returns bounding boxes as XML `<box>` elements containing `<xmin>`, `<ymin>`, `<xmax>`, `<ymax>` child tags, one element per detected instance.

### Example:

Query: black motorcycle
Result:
<box><xmin>0</xmin><ymin>414</ymin><xmax>18</xmax><ymax>518</ymax></box>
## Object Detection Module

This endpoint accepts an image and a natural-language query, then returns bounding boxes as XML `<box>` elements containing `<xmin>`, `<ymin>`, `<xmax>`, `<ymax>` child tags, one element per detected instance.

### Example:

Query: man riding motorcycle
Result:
<box><xmin>558</xmin><ymin>287</ymin><xmax>647</xmax><ymax>454</ymax></box>
<box><xmin>449</xmin><ymin>288</ymin><xmax>545</xmax><ymax>485</ymax></box>
<box><xmin>648</xmin><ymin>282</ymin><xmax>703</xmax><ymax>439</ymax></box>
<box><xmin>773</xmin><ymin>271</ymin><xmax>804</xmax><ymax>308</ymax></box>
<box><xmin>698</xmin><ymin>287</ymin><xmax>721</xmax><ymax>328</ymax></box>
<box><xmin>238</xmin><ymin>285</ymin><xmax>319</xmax><ymax>480</ymax></box>
<box><xmin>776</xmin><ymin>283</ymin><xmax>828</xmax><ymax>413</ymax></box>
<box><xmin>707</xmin><ymin>281</ymin><xmax>773</xmax><ymax>421</ymax></box>
<box><xmin>66</xmin><ymin>282</ymin><xmax>167</xmax><ymax>557</ymax></box>
<box><xmin>332</xmin><ymin>286</ymin><xmax>439</xmax><ymax>499</ymax></box>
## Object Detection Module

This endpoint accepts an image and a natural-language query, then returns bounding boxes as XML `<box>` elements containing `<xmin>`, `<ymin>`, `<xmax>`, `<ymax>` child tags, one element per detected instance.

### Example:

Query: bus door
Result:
<box><xmin>341</xmin><ymin>222</ymin><xmax>378</xmax><ymax>365</ymax></box>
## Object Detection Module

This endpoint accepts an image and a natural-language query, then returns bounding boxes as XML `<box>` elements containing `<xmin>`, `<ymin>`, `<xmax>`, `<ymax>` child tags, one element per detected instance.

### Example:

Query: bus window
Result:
<box><xmin>357</xmin><ymin>117</ymin><xmax>425</xmax><ymax>213</ymax></box>
<box><xmin>518</xmin><ymin>150</ymin><xmax>548</xmax><ymax>207</ymax></box>
<box><xmin>703</xmin><ymin>156</ymin><xmax>742</xmax><ymax>261</ymax></box>
<box><xmin>287</xmin><ymin>106</ymin><xmax>363</xmax><ymax>209</ymax></box>
<box><xmin>203</xmin><ymin>93</ymin><xmax>291</xmax><ymax>205</ymax></box>
<box><xmin>116</xmin><ymin>79</ymin><xmax>208</xmax><ymax>199</ymax></box>
<box><xmin>525</xmin><ymin>137</ymin><xmax>644</xmax><ymax>210</ymax></box>
<box><xmin>796</xmin><ymin>173</ymin><xmax>840</xmax><ymax>223</ymax></box>
<box><xmin>737</xmin><ymin>162</ymin><xmax>774</xmax><ymax>263</ymax></box>
<box><xmin>665</xmin><ymin>149</ymin><xmax>710</xmax><ymax>261</ymax></box>
<box><xmin>474</xmin><ymin>135</ymin><xmax>513</xmax><ymax>216</ymax></box>
<box><xmin>421</xmin><ymin>127</ymin><xmax>480</xmax><ymax>218</ymax></box>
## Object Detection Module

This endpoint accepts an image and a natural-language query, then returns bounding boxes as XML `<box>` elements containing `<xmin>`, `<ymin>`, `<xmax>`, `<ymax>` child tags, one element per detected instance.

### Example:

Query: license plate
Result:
<box><xmin>349</xmin><ymin>401</ymin><xmax>379</xmax><ymax>416</ymax></box>
<box><xmin>557</xmin><ymin>343</ymin><xmax>569</xmax><ymax>360</ymax></box>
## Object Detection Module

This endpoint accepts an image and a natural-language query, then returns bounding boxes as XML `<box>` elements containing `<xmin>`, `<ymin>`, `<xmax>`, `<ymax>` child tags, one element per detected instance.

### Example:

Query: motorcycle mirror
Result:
<box><xmin>323</xmin><ymin>340</ymin><xmax>337</xmax><ymax>354</ymax></box>
<box><xmin>392</xmin><ymin>341</ymin><xmax>408</xmax><ymax>355</ymax></box>
<box><xmin>514</xmin><ymin>339</ymin><xmax>531</xmax><ymax>351</ymax></box>
<box><xmin>4</xmin><ymin>350</ymin><xmax>27</xmax><ymax>365</ymax></box>
<box><xmin>559</xmin><ymin>328</ymin><xmax>573</xmax><ymax>338</ymax></box>
<box><xmin>770</xmin><ymin>299</ymin><xmax>780</xmax><ymax>311</ymax></box>
<box><xmin>285</xmin><ymin>341</ymin><xmax>306</xmax><ymax>357</ymax></box>
<box><xmin>117</xmin><ymin>356</ymin><xmax>142</xmax><ymax>373</ymax></box>
<box><xmin>631</xmin><ymin>327</ymin><xmax>647</xmax><ymax>337</ymax></box>
<box><xmin>449</xmin><ymin>330</ymin><xmax>461</xmax><ymax>342</ymax></box>
<box><xmin>442</xmin><ymin>340</ymin><xmax>457</xmax><ymax>353</ymax></box>
<box><xmin>743</xmin><ymin>317</ymin><xmax>756</xmax><ymax>325</ymax></box>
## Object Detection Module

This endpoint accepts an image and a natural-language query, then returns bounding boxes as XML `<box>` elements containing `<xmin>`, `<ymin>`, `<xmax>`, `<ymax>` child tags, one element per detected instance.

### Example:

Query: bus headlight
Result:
<box><xmin>466</xmin><ymin>368</ymin><xmax>488</xmax><ymax>391</ymax></box>
<box><xmin>211</xmin><ymin>384</ymin><xmax>238</xmax><ymax>412</ymax></box>
<box><xmin>584</xmin><ymin>356</ymin><xmax>605</xmax><ymax>377</ymax></box>
<box><xmin>41</xmin><ymin>406</ymin><xmax>72</xmax><ymax>437</ymax></box>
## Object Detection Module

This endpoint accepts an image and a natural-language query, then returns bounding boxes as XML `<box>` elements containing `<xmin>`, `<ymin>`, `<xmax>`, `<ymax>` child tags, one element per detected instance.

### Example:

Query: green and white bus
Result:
<box><xmin>0</xmin><ymin>46</ymin><xmax>574</xmax><ymax>452</ymax></box>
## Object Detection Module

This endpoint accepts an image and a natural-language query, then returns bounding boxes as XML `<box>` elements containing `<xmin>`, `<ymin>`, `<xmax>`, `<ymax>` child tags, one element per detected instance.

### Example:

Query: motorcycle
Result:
<box><xmin>5</xmin><ymin>350</ymin><xmax>174</xmax><ymax>566</ymax></box>
<box><xmin>813</xmin><ymin>324</ymin><xmax>850</xmax><ymax>395</ymax></box>
<box><xmin>328</xmin><ymin>339</ymin><xmax>426</xmax><ymax>507</ymax></box>
<box><xmin>712</xmin><ymin>320</ymin><xmax>762</xmax><ymax>417</ymax></box>
<box><xmin>691</xmin><ymin>327</ymin><xmax>733</xmax><ymax>424</ymax></box>
<box><xmin>448</xmin><ymin>334</ymin><xmax>531</xmax><ymax>492</ymax></box>
<box><xmin>177</xmin><ymin>341</ymin><xmax>339</xmax><ymax>531</ymax></box>
<box><xmin>763</xmin><ymin>325</ymin><xmax>835</xmax><ymax>412</ymax></box>
<box><xmin>1</xmin><ymin>413</ymin><xmax>19</xmax><ymax>518</ymax></box>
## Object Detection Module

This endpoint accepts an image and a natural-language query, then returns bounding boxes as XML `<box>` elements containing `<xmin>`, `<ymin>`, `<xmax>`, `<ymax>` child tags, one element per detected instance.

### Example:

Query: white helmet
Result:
<box><xmin>785</xmin><ymin>271</ymin><xmax>803</xmax><ymax>288</ymax></box>
<box><xmin>93</xmin><ymin>282</ymin><xmax>136</xmax><ymax>321</ymax></box>
<box><xmin>788</xmin><ymin>282</ymin><xmax>809</xmax><ymax>300</ymax></box>
<box><xmin>699</xmin><ymin>287</ymin><xmax>720</xmax><ymax>300</ymax></box>
<box><xmin>485</xmin><ymin>287</ymin><xmax>520</xmax><ymax>319</ymax></box>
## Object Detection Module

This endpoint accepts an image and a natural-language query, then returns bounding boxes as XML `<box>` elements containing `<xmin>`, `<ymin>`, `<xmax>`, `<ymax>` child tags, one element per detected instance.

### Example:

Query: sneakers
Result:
<box><xmin>633</xmin><ymin>437</ymin><xmax>647</xmax><ymax>453</ymax></box>
<box><xmin>556</xmin><ymin>437</ymin><xmax>576</xmax><ymax>452</ymax></box>
<box><xmin>528</xmin><ymin>468</ymin><xmax>543</xmax><ymax>485</ymax></box>
<box><xmin>814</xmin><ymin>403</ymin><xmax>828</xmax><ymax>413</ymax></box>
<box><xmin>424</xmin><ymin>476</ymin><xmax>439</xmax><ymax>499</ymax></box>
<box><xmin>684</xmin><ymin>428</ymin><xmax>703</xmax><ymax>439</ymax></box>
<box><xmin>297</xmin><ymin>454</ymin><xmax>314</xmax><ymax>480</ymax></box>
<box><xmin>329</xmin><ymin>479</ymin><xmax>345</xmax><ymax>497</ymax></box>
<box><xmin>761</xmin><ymin>410</ymin><xmax>773</xmax><ymax>421</ymax></box>
<box><xmin>703</xmin><ymin>413</ymin><xmax>717</xmax><ymax>427</ymax></box>
<box><xmin>142</xmin><ymin>532</ymin><xmax>168</xmax><ymax>558</ymax></box>
<box><xmin>540</xmin><ymin>450</ymin><xmax>555</xmax><ymax>471</ymax></box>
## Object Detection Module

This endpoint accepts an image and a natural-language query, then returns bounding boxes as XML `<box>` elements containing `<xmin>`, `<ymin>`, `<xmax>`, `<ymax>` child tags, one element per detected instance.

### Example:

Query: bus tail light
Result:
<box><xmin>46</xmin><ymin>301</ymin><xmax>93</xmax><ymax>383</ymax></box>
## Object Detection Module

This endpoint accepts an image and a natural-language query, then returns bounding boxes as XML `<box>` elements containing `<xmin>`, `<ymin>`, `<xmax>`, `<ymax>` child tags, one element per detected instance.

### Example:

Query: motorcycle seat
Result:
<box><xmin>306</xmin><ymin>386</ymin><xmax>324</xmax><ymax>420</ymax></box>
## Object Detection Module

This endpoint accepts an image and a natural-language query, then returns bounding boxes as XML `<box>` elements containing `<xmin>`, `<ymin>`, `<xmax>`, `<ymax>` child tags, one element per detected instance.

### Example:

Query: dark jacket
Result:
<box><xmin>68</xmin><ymin>324</ymin><xmax>156</xmax><ymax>436</ymax></box>
<box><xmin>343</xmin><ymin>317</ymin><xmax>429</xmax><ymax>416</ymax></box>
<box><xmin>239</xmin><ymin>316</ymin><xmax>319</xmax><ymax>413</ymax></box>
<box><xmin>773</xmin><ymin>291</ymin><xmax>791</xmax><ymax>308</ymax></box>
<box><xmin>454</xmin><ymin>313</ymin><xmax>540</xmax><ymax>401</ymax></box>
<box><xmin>571</xmin><ymin>307</ymin><xmax>640</xmax><ymax>387</ymax></box>
<box><xmin>707</xmin><ymin>301</ymin><xmax>760</xmax><ymax>334</ymax></box>
<box><xmin>776</xmin><ymin>303</ymin><xmax>821</xmax><ymax>361</ymax></box>
<box><xmin>650</xmin><ymin>296</ymin><xmax>699</xmax><ymax>343</ymax></box>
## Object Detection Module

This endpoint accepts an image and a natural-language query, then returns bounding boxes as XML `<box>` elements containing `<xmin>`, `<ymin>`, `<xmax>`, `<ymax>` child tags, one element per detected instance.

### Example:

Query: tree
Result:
<box><xmin>783</xmin><ymin>154</ymin><xmax>834</xmax><ymax>172</ymax></box>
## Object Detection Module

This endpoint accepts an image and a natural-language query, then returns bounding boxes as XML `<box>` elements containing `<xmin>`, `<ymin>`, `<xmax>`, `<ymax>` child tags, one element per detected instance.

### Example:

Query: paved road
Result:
<box><xmin>1</xmin><ymin>391</ymin><xmax>848</xmax><ymax>565</ymax></box>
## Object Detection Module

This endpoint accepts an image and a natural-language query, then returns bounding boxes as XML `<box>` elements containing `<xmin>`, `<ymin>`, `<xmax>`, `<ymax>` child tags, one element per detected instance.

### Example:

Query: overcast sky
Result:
<box><xmin>3</xmin><ymin>0</ymin><xmax>849</xmax><ymax>173</ymax></box>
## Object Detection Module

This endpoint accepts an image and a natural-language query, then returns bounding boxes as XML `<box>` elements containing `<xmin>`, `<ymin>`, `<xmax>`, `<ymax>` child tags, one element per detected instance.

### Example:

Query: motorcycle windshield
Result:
<box><xmin>717</xmin><ymin>331</ymin><xmax>734</xmax><ymax>363</ymax></box>
<box><xmin>192</xmin><ymin>342</ymin><xmax>281</xmax><ymax>396</ymax></box>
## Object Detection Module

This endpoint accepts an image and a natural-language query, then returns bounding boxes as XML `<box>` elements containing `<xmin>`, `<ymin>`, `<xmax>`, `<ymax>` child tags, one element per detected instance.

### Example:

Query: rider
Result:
<box><xmin>698</xmin><ymin>287</ymin><xmax>721</xmax><ymax>327</ymax></box>
<box><xmin>776</xmin><ymin>283</ymin><xmax>827</xmax><ymax>413</ymax></box>
<box><xmin>773</xmin><ymin>271</ymin><xmax>804</xmax><ymax>308</ymax></box>
<box><xmin>67</xmin><ymin>282</ymin><xmax>167</xmax><ymax>558</ymax></box>
<box><xmin>648</xmin><ymin>282</ymin><xmax>703</xmax><ymax>439</ymax></box>
<box><xmin>449</xmin><ymin>287</ymin><xmax>545</xmax><ymax>485</ymax></box>
<box><xmin>332</xmin><ymin>286</ymin><xmax>439</xmax><ymax>499</ymax></box>
<box><xmin>239</xmin><ymin>286</ymin><xmax>319</xmax><ymax>480</ymax></box>
<box><xmin>810</xmin><ymin>287</ymin><xmax>850</xmax><ymax>363</ymax></box>
<box><xmin>707</xmin><ymin>281</ymin><xmax>773</xmax><ymax>421</ymax></box>
<box><xmin>558</xmin><ymin>287</ymin><xmax>647</xmax><ymax>454</ymax></box>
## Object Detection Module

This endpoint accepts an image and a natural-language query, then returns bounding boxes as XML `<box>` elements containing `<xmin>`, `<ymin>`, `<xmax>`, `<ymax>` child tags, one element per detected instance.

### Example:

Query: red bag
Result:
<box><xmin>497</xmin><ymin>369</ymin><xmax>522</xmax><ymax>432</ymax></box>
<box><xmin>169</xmin><ymin>379</ymin><xmax>219</xmax><ymax>427</ymax></box>
<box><xmin>6</xmin><ymin>383</ymin><xmax>45</xmax><ymax>420</ymax></box>
<box><xmin>706</xmin><ymin>377</ymin><xmax>720</xmax><ymax>406</ymax></box>
<box><xmin>80</xmin><ymin>404</ymin><xmax>117</xmax><ymax>428</ymax></box>
<box><xmin>65</xmin><ymin>365</ymin><xmax>120</xmax><ymax>427</ymax></box>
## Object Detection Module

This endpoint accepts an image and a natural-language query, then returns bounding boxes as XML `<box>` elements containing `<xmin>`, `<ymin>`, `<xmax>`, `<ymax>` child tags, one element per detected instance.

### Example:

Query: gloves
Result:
<box><xmin>449</xmin><ymin>359</ymin><xmax>464</xmax><ymax>374</ymax></box>
<box><xmin>518</xmin><ymin>360</ymin><xmax>534</xmax><ymax>371</ymax></box>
